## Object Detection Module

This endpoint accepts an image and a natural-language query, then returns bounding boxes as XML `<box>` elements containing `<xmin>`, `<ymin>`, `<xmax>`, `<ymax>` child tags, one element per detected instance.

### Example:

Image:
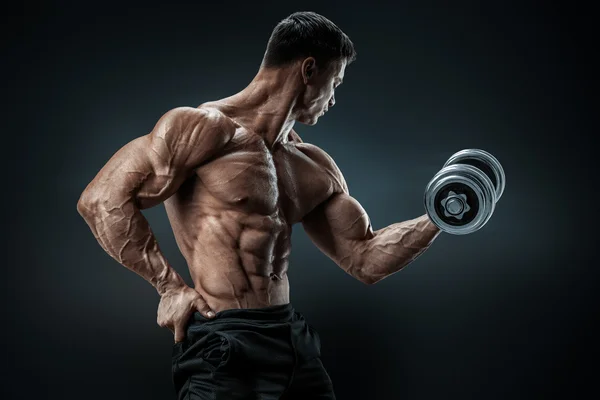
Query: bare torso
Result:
<box><xmin>164</xmin><ymin>102</ymin><xmax>344</xmax><ymax>312</ymax></box>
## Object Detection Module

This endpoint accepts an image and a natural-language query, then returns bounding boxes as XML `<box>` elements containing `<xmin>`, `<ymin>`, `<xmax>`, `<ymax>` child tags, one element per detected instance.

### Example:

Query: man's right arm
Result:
<box><xmin>76</xmin><ymin>106</ymin><xmax>235</xmax><ymax>296</ymax></box>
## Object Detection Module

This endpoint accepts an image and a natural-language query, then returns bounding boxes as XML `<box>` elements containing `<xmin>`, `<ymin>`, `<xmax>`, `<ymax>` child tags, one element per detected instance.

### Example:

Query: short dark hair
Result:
<box><xmin>262</xmin><ymin>11</ymin><xmax>357</xmax><ymax>68</ymax></box>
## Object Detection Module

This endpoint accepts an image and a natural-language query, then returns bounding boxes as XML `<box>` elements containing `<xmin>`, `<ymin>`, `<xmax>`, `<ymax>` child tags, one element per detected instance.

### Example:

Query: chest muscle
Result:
<box><xmin>195</xmin><ymin>132</ymin><xmax>332</xmax><ymax>222</ymax></box>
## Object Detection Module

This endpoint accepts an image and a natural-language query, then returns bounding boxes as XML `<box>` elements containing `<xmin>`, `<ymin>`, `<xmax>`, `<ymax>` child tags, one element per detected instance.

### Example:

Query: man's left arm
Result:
<box><xmin>302</xmin><ymin>186</ymin><xmax>441</xmax><ymax>285</ymax></box>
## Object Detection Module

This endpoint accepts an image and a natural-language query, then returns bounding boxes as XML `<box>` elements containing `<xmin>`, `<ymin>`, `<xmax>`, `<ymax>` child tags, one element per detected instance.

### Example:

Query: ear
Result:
<box><xmin>301</xmin><ymin>57</ymin><xmax>317</xmax><ymax>84</ymax></box>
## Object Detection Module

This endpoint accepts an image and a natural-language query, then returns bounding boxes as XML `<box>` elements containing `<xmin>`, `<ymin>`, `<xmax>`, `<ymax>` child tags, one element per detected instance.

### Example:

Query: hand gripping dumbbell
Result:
<box><xmin>424</xmin><ymin>149</ymin><xmax>506</xmax><ymax>235</ymax></box>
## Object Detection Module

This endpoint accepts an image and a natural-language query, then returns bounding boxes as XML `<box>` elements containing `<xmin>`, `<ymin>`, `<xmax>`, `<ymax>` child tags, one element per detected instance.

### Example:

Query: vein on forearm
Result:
<box><xmin>84</xmin><ymin>195</ymin><xmax>172</xmax><ymax>289</ymax></box>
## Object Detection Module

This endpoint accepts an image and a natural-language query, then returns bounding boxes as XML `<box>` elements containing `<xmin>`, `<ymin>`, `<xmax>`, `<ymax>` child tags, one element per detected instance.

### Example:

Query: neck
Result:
<box><xmin>220</xmin><ymin>64</ymin><xmax>302</xmax><ymax>148</ymax></box>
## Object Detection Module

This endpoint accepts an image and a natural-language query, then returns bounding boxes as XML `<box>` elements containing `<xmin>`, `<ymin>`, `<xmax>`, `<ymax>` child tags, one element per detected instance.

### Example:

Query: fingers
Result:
<box><xmin>195</xmin><ymin>298</ymin><xmax>216</xmax><ymax>318</ymax></box>
<box><xmin>174</xmin><ymin>324</ymin><xmax>186</xmax><ymax>343</ymax></box>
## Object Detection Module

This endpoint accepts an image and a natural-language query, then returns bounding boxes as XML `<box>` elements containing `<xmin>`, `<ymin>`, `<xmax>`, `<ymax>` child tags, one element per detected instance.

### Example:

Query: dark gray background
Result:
<box><xmin>3</xmin><ymin>1</ymin><xmax>596</xmax><ymax>399</ymax></box>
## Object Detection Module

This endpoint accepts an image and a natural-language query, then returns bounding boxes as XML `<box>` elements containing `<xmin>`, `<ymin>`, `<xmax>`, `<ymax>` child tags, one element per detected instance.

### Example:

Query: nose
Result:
<box><xmin>328</xmin><ymin>94</ymin><xmax>335</xmax><ymax>109</ymax></box>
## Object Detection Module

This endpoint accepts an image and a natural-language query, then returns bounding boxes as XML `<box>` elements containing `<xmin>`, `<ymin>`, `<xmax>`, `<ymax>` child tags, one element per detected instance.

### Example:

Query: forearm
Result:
<box><xmin>77</xmin><ymin>195</ymin><xmax>185</xmax><ymax>295</ymax></box>
<box><xmin>353</xmin><ymin>214</ymin><xmax>441</xmax><ymax>284</ymax></box>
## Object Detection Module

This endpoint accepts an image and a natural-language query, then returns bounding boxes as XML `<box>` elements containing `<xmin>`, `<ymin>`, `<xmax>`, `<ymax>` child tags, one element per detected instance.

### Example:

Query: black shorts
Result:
<box><xmin>171</xmin><ymin>303</ymin><xmax>336</xmax><ymax>399</ymax></box>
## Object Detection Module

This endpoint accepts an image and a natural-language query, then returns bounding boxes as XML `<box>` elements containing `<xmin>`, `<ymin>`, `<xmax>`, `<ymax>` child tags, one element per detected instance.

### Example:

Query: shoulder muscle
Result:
<box><xmin>295</xmin><ymin>142</ymin><xmax>349</xmax><ymax>194</ymax></box>
<box><xmin>149</xmin><ymin>106</ymin><xmax>236</xmax><ymax>173</ymax></box>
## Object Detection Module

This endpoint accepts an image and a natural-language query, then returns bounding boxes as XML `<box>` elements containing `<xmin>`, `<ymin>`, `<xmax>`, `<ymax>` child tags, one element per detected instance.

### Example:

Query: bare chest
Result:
<box><xmin>195</xmin><ymin>130</ymin><xmax>334</xmax><ymax>223</ymax></box>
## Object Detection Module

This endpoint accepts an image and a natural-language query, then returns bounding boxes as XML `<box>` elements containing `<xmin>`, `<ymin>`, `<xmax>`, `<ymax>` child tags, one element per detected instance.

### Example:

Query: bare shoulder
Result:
<box><xmin>143</xmin><ymin>105</ymin><xmax>237</xmax><ymax>172</ymax></box>
<box><xmin>152</xmin><ymin>105</ymin><xmax>237</xmax><ymax>143</ymax></box>
<box><xmin>291</xmin><ymin>136</ymin><xmax>349</xmax><ymax>194</ymax></box>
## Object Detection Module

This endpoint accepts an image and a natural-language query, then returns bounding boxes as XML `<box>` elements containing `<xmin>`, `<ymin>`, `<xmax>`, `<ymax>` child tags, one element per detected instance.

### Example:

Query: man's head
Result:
<box><xmin>261</xmin><ymin>11</ymin><xmax>357</xmax><ymax>125</ymax></box>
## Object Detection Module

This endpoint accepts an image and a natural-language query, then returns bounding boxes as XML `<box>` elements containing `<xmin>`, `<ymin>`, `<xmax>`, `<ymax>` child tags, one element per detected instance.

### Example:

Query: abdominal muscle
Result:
<box><xmin>169</xmin><ymin>205</ymin><xmax>293</xmax><ymax>312</ymax></box>
<box><xmin>192</xmin><ymin>255</ymin><xmax>291</xmax><ymax>311</ymax></box>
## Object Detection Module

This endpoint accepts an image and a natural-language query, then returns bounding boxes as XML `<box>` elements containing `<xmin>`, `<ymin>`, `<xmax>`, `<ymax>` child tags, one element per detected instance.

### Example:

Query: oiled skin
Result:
<box><xmin>162</xmin><ymin>112</ymin><xmax>349</xmax><ymax>309</ymax></box>
<box><xmin>77</xmin><ymin>58</ymin><xmax>441</xmax><ymax>341</ymax></box>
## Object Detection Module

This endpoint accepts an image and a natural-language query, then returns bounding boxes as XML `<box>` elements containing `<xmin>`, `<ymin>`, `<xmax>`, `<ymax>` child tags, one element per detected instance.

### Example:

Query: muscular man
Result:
<box><xmin>77</xmin><ymin>11</ymin><xmax>440</xmax><ymax>399</ymax></box>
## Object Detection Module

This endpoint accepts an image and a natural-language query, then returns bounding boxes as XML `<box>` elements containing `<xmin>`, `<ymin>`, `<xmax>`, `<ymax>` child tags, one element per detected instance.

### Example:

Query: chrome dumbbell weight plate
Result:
<box><xmin>424</xmin><ymin>164</ymin><xmax>496</xmax><ymax>235</ymax></box>
<box><xmin>444</xmin><ymin>149</ymin><xmax>505</xmax><ymax>201</ymax></box>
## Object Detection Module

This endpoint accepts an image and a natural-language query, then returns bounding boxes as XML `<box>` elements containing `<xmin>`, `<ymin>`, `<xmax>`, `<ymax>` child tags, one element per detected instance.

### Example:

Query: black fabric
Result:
<box><xmin>171</xmin><ymin>303</ymin><xmax>336</xmax><ymax>399</ymax></box>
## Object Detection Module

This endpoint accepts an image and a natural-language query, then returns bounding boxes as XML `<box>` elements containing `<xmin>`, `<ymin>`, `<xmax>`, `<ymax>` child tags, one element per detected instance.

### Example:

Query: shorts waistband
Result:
<box><xmin>191</xmin><ymin>303</ymin><xmax>295</xmax><ymax>324</ymax></box>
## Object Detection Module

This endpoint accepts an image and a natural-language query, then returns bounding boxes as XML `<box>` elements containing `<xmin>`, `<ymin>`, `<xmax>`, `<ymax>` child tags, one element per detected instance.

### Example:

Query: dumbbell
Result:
<box><xmin>424</xmin><ymin>149</ymin><xmax>506</xmax><ymax>235</ymax></box>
